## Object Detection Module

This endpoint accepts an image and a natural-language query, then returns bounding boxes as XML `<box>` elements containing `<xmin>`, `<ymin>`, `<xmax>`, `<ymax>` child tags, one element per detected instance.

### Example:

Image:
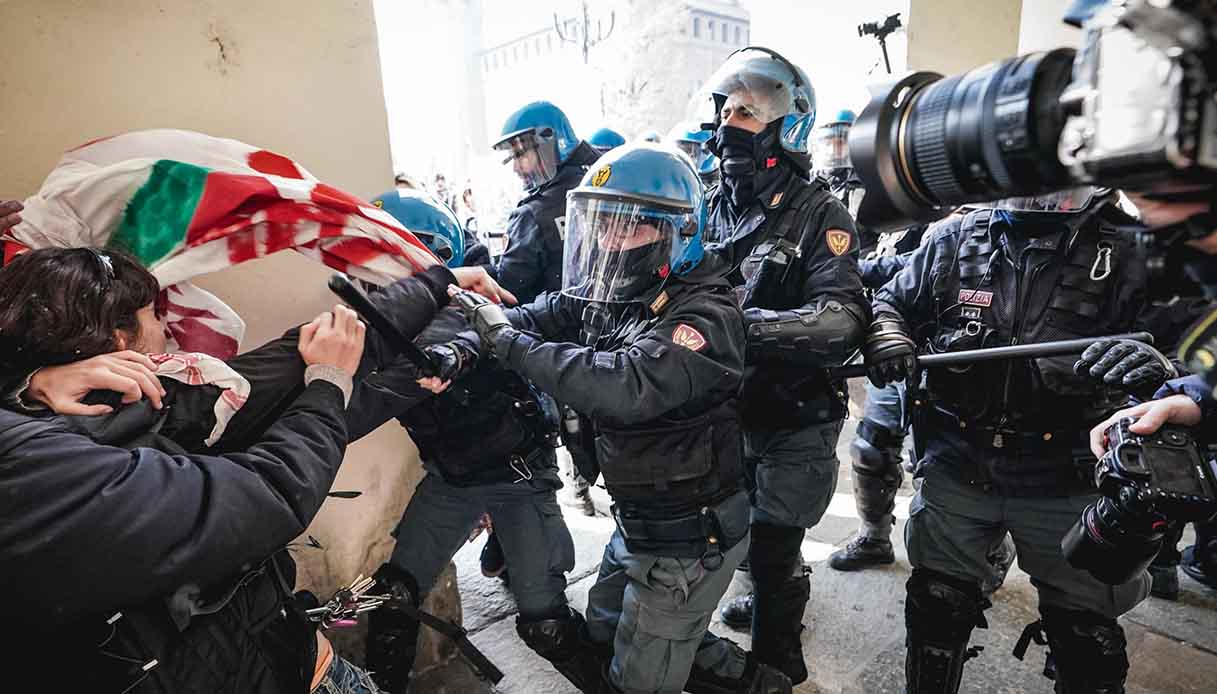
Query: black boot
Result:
<box><xmin>685</xmin><ymin>653</ymin><xmax>793</xmax><ymax>693</ymax></box>
<box><xmin>828</xmin><ymin>535</ymin><xmax>895</xmax><ymax>571</ymax></box>
<box><xmin>365</xmin><ymin>564</ymin><xmax>422</xmax><ymax>694</ymax></box>
<box><xmin>1039</xmin><ymin>606</ymin><xmax>1128</xmax><ymax>694</ymax></box>
<box><xmin>904</xmin><ymin>569</ymin><xmax>989</xmax><ymax>694</ymax></box>
<box><xmin>517</xmin><ymin>608</ymin><xmax>610</xmax><ymax>693</ymax></box>
<box><xmin>749</xmin><ymin>521</ymin><xmax>811</xmax><ymax>685</ymax></box>
<box><xmin>719</xmin><ymin>593</ymin><xmax>754</xmax><ymax>630</ymax></box>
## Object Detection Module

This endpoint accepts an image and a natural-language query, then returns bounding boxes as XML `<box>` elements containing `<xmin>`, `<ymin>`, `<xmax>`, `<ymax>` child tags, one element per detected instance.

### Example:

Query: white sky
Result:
<box><xmin>373</xmin><ymin>0</ymin><xmax>909</xmax><ymax>199</ymax></box>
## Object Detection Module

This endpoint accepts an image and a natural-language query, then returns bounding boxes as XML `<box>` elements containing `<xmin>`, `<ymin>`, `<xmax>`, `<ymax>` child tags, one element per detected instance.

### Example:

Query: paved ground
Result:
<box><xmin>414</xmin><ymin>420</ymin><xmax>1217</xmax><ymax>693</ymax></box>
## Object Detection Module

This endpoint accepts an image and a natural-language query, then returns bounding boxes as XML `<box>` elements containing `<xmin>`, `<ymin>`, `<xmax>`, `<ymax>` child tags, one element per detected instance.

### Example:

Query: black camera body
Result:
<box><xmin>850</xmin><ymin>0</ymin><xmax>1217</xmax><ymax>231</ymax></box>
<box><xmin>858</xmin><ymin>13</ymin><xmax>902</xmax><ymax>39</ymax></box>
<box><xmin>1062</xmin><ymin>416</ymin><xmax>1217</xmax><ymax>584</ymax></box>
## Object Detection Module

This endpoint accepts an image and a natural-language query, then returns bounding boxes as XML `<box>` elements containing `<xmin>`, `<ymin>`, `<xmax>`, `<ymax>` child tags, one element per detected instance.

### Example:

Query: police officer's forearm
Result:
<box><xmin>744</xmin><ymin>300</ymin><xmax>869</xmax><ymax>367</ymax></box>
<box><xmin>493</xmin><ymin>331</ymin><xmax>694</xmax><ymax>424</ymax></box>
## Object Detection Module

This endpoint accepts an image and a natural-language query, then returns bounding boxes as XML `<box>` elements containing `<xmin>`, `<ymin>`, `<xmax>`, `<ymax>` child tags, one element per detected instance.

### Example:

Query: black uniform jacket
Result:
<box><xmin>707</xmin><ymin>166</ymin><xmax>869</xmax><ymax>428</ymax></box>
<box><xmin>490</xmin><ymin>266</ymin><xmax>747</xmax><ymax>515</ymax></box>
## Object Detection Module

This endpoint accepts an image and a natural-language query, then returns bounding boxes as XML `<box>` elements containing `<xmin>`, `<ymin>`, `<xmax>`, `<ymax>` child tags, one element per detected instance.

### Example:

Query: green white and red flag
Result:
<box><xmin>5</xmin><ymin>129</ymin><xmax>439</xmax><ymax>359</ymax></box>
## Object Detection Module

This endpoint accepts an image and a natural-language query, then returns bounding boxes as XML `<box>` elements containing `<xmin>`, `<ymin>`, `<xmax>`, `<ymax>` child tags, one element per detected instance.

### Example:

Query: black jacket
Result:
<box><xmin>706</xmin><ymin>166</ymin><xmax>870</xmax><ymax>429</ymax></box>
<box><xmin>874</xmin><ymin>208</ymin><xmax>1169</xmax><ymax>495</ymax></box>
<box><xmin>495</xmin><ymin>141</ymin><xmax>600</xmax><ymax>304</ymax></box>
<box><xmin>347</xmin><ymin>308</ymin><xmax>558</xmax><ymax>487</ymax></box>
<box><xmin>0</xmin><ymin>265</ymin><xmax>454</xmax><ymax>692</ymax></box>
<box><xmin>489</xmin><ymin>267</ymin><xmax>747</xmax><ymax>517</ymax></box>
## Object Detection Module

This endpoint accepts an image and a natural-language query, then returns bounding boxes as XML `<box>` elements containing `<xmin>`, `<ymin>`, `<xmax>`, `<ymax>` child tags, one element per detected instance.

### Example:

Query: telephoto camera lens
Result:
<box><xmin>1061</xmin><ymin>491</ymin><xmax>1165</xmax><ymax>585</ymax></box>
<box><xmin>849</xmin><ymin>48</ymin><xmax>1078</xmax><ymax>231</ymax></box>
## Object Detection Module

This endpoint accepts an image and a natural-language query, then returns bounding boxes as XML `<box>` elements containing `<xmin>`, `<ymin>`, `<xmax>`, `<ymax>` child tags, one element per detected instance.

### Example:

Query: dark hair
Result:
<box><xmin>0</xmin><ymin>247</ymin><xmax>160</xmax><ymax>370</ymax></box>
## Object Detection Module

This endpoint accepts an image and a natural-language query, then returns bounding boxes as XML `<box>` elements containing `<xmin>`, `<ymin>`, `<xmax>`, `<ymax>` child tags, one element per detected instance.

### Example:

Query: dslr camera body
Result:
<box><xmin>850</xmin><ymin>0</ymin><xmax>1217</xmax><ymax>231</ymax></box>
<box><xmin>1062</xmin><ymin>416</ymin><xmax>1217</xmax><ymax>584</ymax></box>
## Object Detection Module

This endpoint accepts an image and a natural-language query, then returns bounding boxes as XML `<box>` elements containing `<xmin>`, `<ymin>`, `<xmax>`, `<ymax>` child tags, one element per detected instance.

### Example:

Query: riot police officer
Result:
<box><xmin>693</xmin><ymin>47</ymin><xmax>870</xmax><ymax>684</ymax></box>
<box><xmin>668</xmin><ymin>121</ymin><xmax>720</xmax><ymax>190</ymax></box>
<box><xmin>494</xmin><ymin>100</ymin><xmax>601</xmax><ymax>304</ymax></box>
<box><xmin>353</xmin><ymin>190</ymin><xmax>577</xmax><ymax>694</ymax></box>
<box><xmin>865</xmin><ymin>189</ymin><xmax>1171</xmax><ymax>693</ymax></box>
<box><xmin>588</xmin><ymin>126</ymin><xmax>627</xmax><ymax>155</ymax></box>
<box><xmin>453</xmin><ymin>144</ymin><xmax>790</xmax><ymax>694</ymax></box>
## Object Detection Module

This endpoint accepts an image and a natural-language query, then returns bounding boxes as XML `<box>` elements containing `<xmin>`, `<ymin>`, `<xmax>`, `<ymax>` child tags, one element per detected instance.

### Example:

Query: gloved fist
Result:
<box><xmin>1074</xmin><ymin>338</ymin><xmax>1177</xmax><ymax>398</ymax></box>
<box><xmin>423</xmin><ymin>341</ymin><xmax>477</xmax><ymax>382</ymax></box>
<box><xmin>863</xmin><ymin>313</ymin><xmax>918</xmax><ymax>387</ymax></box>
<box><xmin>449</xmin><ymin>287</ymin><xmax>514</xmax><ymax>356</ymax></box>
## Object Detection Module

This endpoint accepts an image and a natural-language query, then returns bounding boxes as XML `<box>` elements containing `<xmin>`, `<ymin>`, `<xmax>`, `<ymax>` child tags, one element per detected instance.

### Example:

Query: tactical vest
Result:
<box><xmin>405</xmin><ymin>366</ymin><xmax>556</xmax><ymax>487</ymax></box>
<box><xmin>732</xmin><ymin>177</ymin><xmax>849</xmax><ymax>429</ymax></box>
<box><xmin>589</xmin><ymin>281</ymin><xmax>745</xmax><ymax>517</ymax></box>
<box><xmin>919</xmin><ymin>209</ymin><xmax>1138</xmax><ymax>495</ymax></box>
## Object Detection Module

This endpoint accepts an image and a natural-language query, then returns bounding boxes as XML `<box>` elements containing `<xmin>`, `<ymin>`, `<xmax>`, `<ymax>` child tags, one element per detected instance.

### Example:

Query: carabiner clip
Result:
<box><xmin>509</xmin><ymin>455</ymin><xmax>533</xmax><ymax>484</ymax></box>
<box><xmin>1090</xmin><ymin>243</ymin><xmax>1112</xmax><ymax>281</ymax></box>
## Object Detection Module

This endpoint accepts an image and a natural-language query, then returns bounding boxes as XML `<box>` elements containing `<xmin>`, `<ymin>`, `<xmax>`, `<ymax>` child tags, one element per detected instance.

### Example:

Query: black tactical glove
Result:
<box><xmin>423</xmin><ymin>341</ymin><xmax>478</xmax><ymax>382</ymax></box>
<box><xmin>1074</xmin><ymin>338</ymin><xmax>1178</xmax><ymax>398</ymax></box>
<box><xmin>450</xmin><ymin>289</ymin><xmax>515</xmax><ymax>357</ymax></box>
<box><xmin>863</xmin><ymin>312</ymin><xmax>918</xmax><ymax>388</ymax></box>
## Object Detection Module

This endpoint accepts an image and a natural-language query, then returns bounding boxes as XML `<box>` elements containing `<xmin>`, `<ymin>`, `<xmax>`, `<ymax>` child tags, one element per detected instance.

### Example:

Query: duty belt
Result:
<box><xmin>611</xmin><ymin>490</ymin><xmax>749</xmax><ymax>570</ymax></box>
<box><xmin>926</xmin><ymin>407</ymin><xmax>1087</xmax><ymax>451</ymax></box>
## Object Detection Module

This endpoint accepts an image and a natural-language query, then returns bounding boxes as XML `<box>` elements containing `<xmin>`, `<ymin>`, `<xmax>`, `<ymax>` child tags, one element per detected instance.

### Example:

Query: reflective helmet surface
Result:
<box><xmin>588</xmin><ymin>127</ymin><xmax>627</xmax><ymax>153</ymax></box>
<box><xmin>493</xmin><ymin>101</ymin><xmax>579</xmax><ymax>192</ymax></box>
<box><xmin>666</xmin><ymin>121</ymin><xmax>719</xmax><ymax>181</ymax></box>
<box><xmin>562</xmin><ymin>144</ymin><xmax>706</xmax><ymax>304</ymax></box>
<box><xmin>694</xmin><ymin>46</ymin><xmax>817</xmax><ymax>159</ymax></box>
<box><xmin>371</xmin><ymin>189</ymin><xmax>466</xmax><ymax>267</ymax></box>
<box><xmin>812</xmin><ymin>119</ymin><xmax>853</xmax><ymax>174</ymax></box>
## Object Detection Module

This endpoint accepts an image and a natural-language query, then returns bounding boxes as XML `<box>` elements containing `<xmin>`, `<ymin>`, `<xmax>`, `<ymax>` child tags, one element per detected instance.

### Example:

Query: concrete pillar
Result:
<box><xmin>906</xmin><ymin>0</ymin><xmax>1023</xmax><ymax>74</ymax></box>
<box><xmin>0</xmin><ymin>0</ymin><xmax>458</xmax><ymax>671</ymax></box>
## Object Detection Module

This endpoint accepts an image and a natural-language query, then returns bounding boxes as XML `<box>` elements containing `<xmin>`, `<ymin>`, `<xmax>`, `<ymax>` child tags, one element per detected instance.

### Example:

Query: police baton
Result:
<box><xmin>830</xmin><ymin>332</ymin><xmax>1156</xmax><ymax>380</ymax></box>
<box><xmin>327</xmin><ymin>274</ymin><xmax>439</xmax><ymax>377</ymax></box>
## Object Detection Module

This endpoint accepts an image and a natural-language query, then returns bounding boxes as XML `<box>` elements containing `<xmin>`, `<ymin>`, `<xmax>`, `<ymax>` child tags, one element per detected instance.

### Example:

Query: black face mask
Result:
<box><xmin>710</xmin><ymin>122</ymin><xmax>784</xmax><ymax>210</ymax></box>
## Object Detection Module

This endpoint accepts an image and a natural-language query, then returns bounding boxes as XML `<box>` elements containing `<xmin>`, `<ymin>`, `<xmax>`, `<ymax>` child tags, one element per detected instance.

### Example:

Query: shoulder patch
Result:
<box><xmin>826</xmin><ymin>229</ymin><xmax>851</xmax><ymax>256</ymax></box>
<box><xmin>671</xmin><ymin>323</ymin><xmax>707</xmax><ymax>352</ymax></box>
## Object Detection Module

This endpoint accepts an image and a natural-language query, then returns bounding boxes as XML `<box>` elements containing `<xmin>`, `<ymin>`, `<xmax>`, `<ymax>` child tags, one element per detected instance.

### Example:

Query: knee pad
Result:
<box><xmin>904</xmin><ymin>569</ymin><xmax>990</xmax><ymax>694</ymax></box>
<box><xmin>748</xmin><ymin>522</ymin><xmax>806</xmax><ymax>586</ymax></box>
<box><xmin>366</xmin><ymin>564</ymin><xmax>423</xmax><ymax>694</ymax></box>
<box><xmin>1038</xmin><ymin>606</ymin><xmax>1129</xmax><ymax>693</ymax></box>
<box><xmin>518</xmin><ymin>608</ymin><xmax>610</xmax><ymax>693</ymax></box>
<box><xmin>905</xmin><ymin>568</ymin><xmax>989</xmax><ymax>640</ymax></box>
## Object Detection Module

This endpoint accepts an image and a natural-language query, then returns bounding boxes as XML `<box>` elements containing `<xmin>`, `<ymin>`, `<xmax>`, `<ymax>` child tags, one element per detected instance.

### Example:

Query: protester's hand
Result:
<box><xmin>863</xmin><ymin>313</ymin><xmax>918</xmax><ymax>387</ymax></box>
<box><xmin>1074</xmin><ymin>338</ymin><xmax>1177</xmax><ymax>399</ymax></box>
<box><xmin>451</xmin><ymin>266</ymin><xmax>517</xmax><ymax>305</ymax></box>
<box><xmin>1088</xmin><ymin>395</ymin><xmax>1203</xmax><ymax>458</ymax></box>
<box><xmin>27</xmin><ymin>351</ymin><xmax>165</xmax><ymax>415</ymax></box>
<box><xmin>298</xmin><ymin>305</ymin><xmax>366</xmax><ymax>375</ymax></box>
<box><xmin>448</xmin><ymin>287</ymin><xmax>514</xmax><ymax>355</ymax></box>
<box><xmin>0</xmin><ymin>200</ymin><xmax>22</xmax><ymax>234</ymax></box>
<box><xmin>415</xmin><ymin>376</ymin><xmax>451</xmax><ymax>395</ymax></box>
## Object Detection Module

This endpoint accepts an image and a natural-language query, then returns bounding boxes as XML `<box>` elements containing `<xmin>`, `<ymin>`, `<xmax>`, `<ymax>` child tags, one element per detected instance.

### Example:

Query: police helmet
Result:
<box><xmin>371</xmin><ymin>188</ymin><xmax>466</xmax><ymax>268</ymax></box>
<box><xmin>562</xmin><ymin>144</ymin><xmax>706</xmax><ymax>304</ymax></box>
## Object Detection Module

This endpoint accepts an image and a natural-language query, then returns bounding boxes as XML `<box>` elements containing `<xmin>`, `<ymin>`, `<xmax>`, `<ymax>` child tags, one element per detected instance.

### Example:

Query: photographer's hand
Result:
<box><xmin>1088</xmin><ymin>395</ymin><xmax>1202</xmax><ymax>458</ymax></box>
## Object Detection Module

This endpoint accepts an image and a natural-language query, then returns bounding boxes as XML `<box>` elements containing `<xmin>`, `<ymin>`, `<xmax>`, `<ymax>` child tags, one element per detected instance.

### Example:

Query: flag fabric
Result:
<box><xmin>150</xmin><ymin>352</ymin><xmax>251</xmax><ymax>446</ymax></box>
<box><xmin>5</xmin><ymin>129</ymin><xmax>439</xmax><ymax>359</ymax></box>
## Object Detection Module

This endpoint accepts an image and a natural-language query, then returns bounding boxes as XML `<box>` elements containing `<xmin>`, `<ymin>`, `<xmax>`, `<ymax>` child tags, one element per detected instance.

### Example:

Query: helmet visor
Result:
<box><xmin>812</xmin><ymin>122</ymin><xmax>852</xmax><ymax>172</ymax></box>
<box><xmin>494</xmin><ymin>131</ymin><xmax>559</xmax><ymax>191</ymax></box>
<box><xmin>562</xmin><ymin>196</ymin><xmax>692</xmax><ymax>303</ymax></box>
<box><xmin>702</xmin><ymin>50</ymin><xmax>807</xmax><ymax>125</ymax></box>
<box><xmin>994</xmin><ymin>186</ymin><xmax>1099</xmax><ymax>213</ymax></box>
